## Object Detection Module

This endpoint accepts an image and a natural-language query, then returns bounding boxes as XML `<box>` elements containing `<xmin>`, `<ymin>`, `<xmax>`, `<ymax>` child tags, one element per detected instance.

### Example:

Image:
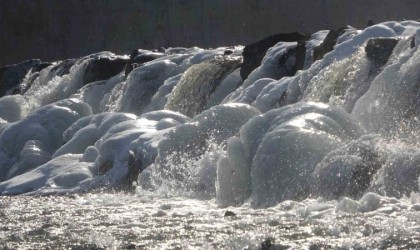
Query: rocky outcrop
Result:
<box><xmin>312</xmin><ymin>27</ymin><xmax>348</xmax><ymax>62</ymax></box>
<box><xmin>83</xmin><ymin>56</ymin><xmax>128</xmax><ymax>85</ymax></box>
<box><xmin>240</xmin><ymin>32</ymin><xmax>307</xmax><ymax>81</ymax></box>
<box><xmin>365</xmin><ymin>37</ymin><xmax>399</xmax><ymax>67</ymax></box>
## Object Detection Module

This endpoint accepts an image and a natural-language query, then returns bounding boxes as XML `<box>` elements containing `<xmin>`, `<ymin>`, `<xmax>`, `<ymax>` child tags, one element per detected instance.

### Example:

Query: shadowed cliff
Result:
<box><xmin>1</xmin><ymin>0</ymin><xmax>419</xmax><ymax>66</ymax></box>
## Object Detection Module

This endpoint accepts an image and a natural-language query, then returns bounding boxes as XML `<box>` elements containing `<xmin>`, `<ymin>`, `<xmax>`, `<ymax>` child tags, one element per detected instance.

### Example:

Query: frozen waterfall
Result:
<box><xmin>0</xmin><ymin>21</ymin><xmax>419</xmax><ymax>211</ymax></box>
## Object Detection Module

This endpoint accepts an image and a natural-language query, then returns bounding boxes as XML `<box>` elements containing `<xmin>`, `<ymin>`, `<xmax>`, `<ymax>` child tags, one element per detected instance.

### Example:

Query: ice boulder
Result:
<box><xmin>90</xmin><ymin>110</ymin><xmax>190</xmax><ymax>189</ymax></box>
<box><xmin>115</xmin><ymin>59</ymin><xmax>180</xmax><ymax>115</ymax></box>
<box><xmin>0</xmin><ymin>95</ymin><xmax>25</xmax><ymax>122</ymax></box>
<box><xmin>53</xmin><ymin>112</ymin><xmax>138</xmax><ymax>158</ymax></box>
<box><xmin>0</xmin><ymin>98</ymin><xmax>92</xmax><ymax>181</ymax></box>
<box><xmin>216</xmin><ymin>102</ymin><xmax>363</xmax><ymax>207</ymax></box>
<box><xmin>0</xmin><ymin>154</ymin><xmax>94</xmax><ymax>195</ymax></box>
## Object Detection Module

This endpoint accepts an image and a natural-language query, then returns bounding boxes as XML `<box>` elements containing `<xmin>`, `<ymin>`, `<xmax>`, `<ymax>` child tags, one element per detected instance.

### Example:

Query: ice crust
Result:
<box><xmin>0</xmin><ymin>21</ymin><xmax>419</xmax><ymax>208</ymax></box>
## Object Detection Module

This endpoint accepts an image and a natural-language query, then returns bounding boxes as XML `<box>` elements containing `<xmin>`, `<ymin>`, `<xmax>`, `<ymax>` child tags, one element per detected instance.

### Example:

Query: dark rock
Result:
<box><xmin>411</xmin><ymin>36</ymin><xmax>415</xmax><ymax>48</ymax></box>
<box><xmin>313</xmin><ymin>27</ymin><xmax>348</xmax><ymax>62</ymax></box>
<box><xmin>292</xmin><ymin>39</ymin><xmax>306</xmax><ymax>75</ymax></box>
<box><xmin>71</xmin><ymin>244</ymin><xmax>106</xmax><ymax>250</ymax></box>
<box><xmin>259</xmin><ymin>237</ymin><xmax>290</xmax><ymax>250</ymax></box>
<box><xmin>366</xmin><ymin>19</ymin><xmax>375</xmax><ymax>27</ymax></box>
<box><xmin>365</xmin><ymin>37</ymin><xmax>399</xmax><ymax>67</ymax></box>
<box><xmin>241</xmin><ymin>32</ymin><xmax>307</xmax><ymax>80</ymax></box>
<box><xmin>126</xmin><ymin>150</ymin><xmax>144</xmax><ymax>190</ymax></box>
<box><xmin>260</xmin><ymin>237</ymin><xmax>274</xmax><ymax>250</ymax></box>
<box><xmin>83</xmin><ymin>56</ymin><xmax>128</xmax><ymax>85</ymax></box>
<box><xmin>124</xmin><ymin>49</ymin><xmax>165</xmax><ymax>77</ymax></box>
<box><xmin>122</xmin><ymin>243</ymin><xmax>137</xmax><ymax>250</ymax></box>
<box><xmin>224</xmin><ymin>210</ymin><xmax>236</xmax><ymax>217</ymax></box>
<box><xmin>97</xmin><ymin>160</ymin><xmax>113</xmax><ymax>175</ymax></box>
<box><xmin>224</xmin><ymin>50</ymin><xmax>234</xmax><ymax>55</ymax></box>
<box><xmin>0</xmin><ymin>59</ymin><xmax>41</xmax><ymax>97</ymax></box>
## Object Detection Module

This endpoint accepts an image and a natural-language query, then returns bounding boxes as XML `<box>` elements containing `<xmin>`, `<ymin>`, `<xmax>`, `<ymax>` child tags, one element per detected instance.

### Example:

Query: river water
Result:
<box><xmin>1</xmin><ymin>193</ymin><xmax>419</xmax><ymax>249</ymax></box>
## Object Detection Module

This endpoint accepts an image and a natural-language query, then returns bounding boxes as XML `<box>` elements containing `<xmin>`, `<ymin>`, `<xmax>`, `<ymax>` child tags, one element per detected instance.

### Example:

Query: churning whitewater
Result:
<box><xmin>0</xmin><ymin>21</ymin><xmax>420</xmax><ymax>248</ymax></box>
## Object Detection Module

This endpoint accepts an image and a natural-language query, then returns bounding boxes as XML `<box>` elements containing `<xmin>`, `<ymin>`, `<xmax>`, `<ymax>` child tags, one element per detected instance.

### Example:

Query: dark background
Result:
<box><xmin>1</xmin><ymin>0</ymin><xmax>419</xmax><ymax>67</ymax></box>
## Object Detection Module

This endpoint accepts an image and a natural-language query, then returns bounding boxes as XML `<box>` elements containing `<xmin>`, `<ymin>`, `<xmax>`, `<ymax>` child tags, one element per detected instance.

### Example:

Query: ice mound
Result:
<box><xmin>216</xmin><ymin>102</ymin><xmax>362</xmax><ymax>207</ymax></box>
<box><xmin>0</xmin><ymin>110</ymin><xmax>190</xmax><ymax>194</ymax></box>
<box><xmin>0</xmin><ymin>98</ymin><xmax>92</xmax><ymax>181</ymax></box>
<box><xmin>115</xmin><ymin>59</ymin><xmax>180</xmax><ymax>114</ymax></box>
<box><xmin>0</xmin><ymin>154</ymin><xmax>93</xmax><ymax>195</ymax></box>
<box><xmin>0</xmin><ymin>95</ymin><xmax>25</xmax><ymax>122</ymax></box>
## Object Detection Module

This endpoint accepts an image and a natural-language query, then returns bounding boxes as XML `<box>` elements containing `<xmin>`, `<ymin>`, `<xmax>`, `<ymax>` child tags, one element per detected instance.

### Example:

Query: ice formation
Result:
<box><xmin>0</xmin><ymin>21</ymin><xmax>419</xmax><ymax>212</ymax></box>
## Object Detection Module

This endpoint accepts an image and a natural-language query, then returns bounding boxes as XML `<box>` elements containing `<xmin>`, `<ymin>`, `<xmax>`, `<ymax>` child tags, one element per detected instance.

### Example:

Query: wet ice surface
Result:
<box><xmin>0</xmin><ymin>193</ymin><xmax>419</xmax><ymax>249</ymax></box>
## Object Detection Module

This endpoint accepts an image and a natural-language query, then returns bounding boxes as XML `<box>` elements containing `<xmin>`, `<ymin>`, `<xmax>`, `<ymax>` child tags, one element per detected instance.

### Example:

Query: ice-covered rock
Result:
<box><xmin>241</xmin><ymin>42</ymin><xmax>301</xmax><ymax>89</ymax></box>
<box><xmin>81</xmin><ymin>52</ymin><xmax>128</xmax><ymax>86</ymax></box>
<box><xmin>217</xmin><ymin>102</ymin><xmax>362</xmax><ymax>207</ymax></box>
<box><xmin>312</xmin><ymin>27</ymin><xmax>351</xmax><ymax>62</ymax></box>
<box><xmin>124</xmin><ymin>49</ymin><xmax>166</xmax><ymax>77</ymax></box>
<box><xmin>240</xmin><ymin>32</ymin><xmax>306</xmax><ymax>80</ymax></box>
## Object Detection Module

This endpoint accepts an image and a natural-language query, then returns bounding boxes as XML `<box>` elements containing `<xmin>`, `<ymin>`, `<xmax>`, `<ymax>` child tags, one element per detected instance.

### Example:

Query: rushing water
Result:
<box><xmin>0</xmin><ymin>21</ymin><xmax>420</xmax><ymax>248</ymax></box>
<box><xmin>1</xmin><ymin>193</ymin><xmax>419</xmax><ymax>249</ymax></box>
